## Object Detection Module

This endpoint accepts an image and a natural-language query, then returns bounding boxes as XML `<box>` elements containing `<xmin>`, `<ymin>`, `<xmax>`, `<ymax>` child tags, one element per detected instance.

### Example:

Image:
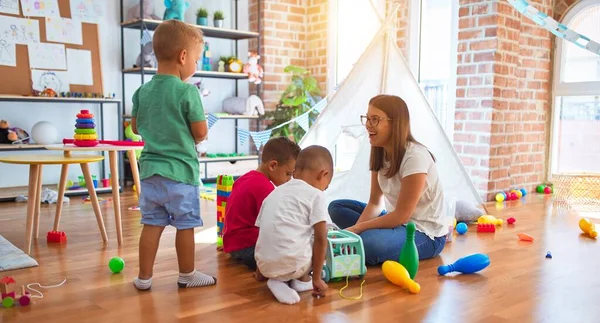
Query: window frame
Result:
<box><xmin>549</xmin><ymin>0</ymin><xmax>600</xmax><ymax>180</ymax></box>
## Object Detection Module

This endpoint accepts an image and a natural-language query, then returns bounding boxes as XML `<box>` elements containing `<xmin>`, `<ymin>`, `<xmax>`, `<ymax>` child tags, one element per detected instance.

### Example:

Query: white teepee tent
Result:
<box><xmin>299</xmin><ymin>4</ymin><xmax>483</xmax><ymax>207</ymax></box>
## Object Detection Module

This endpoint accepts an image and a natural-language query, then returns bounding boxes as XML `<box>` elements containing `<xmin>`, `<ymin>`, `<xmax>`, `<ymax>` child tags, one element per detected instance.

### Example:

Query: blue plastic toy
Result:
<box><xmin>456</xmin><ymin>222</ymin><xmax>468</xmax><ymax>235</ymax></box>
<box><xmin>438</xmin><ymin>253</ymin><xmax>490</xmax><ymax>276</ymax></box>
<box><xmin>163</xmin><ymin>0</ymin><xmax>190</xmax><ymax>21</ymax></box>
<box><xmin>320</xmin><ymin>230</ymin><xmax>367</xmax><ymax>283</ymax></box>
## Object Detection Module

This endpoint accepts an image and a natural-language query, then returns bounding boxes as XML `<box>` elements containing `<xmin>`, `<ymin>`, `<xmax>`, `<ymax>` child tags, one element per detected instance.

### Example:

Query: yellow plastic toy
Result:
<box><xmin>381</xmin><ymin>261</ymin><xmax>420</xmax><ymax>294</ymax></box>
<box><xmin>477</xmin><ymin>215</ymin><xmax>503</xmax><ymax>226</ymax></box>
<box><xmin>579</xmin><ymin>218</ymin><xmax>597</xmax><ymax>238</ymax></box>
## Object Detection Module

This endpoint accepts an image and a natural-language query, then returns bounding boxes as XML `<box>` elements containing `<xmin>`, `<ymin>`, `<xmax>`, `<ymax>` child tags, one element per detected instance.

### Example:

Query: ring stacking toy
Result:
<box><xmin>73</xmin><ymin>109</ymin><xmax>99</xmax><ymax>147</ymax></box>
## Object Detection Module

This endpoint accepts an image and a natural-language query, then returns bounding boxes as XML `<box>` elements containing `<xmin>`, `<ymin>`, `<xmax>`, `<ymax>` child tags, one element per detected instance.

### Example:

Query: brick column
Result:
<box><xmin>455</xmin><ymin>0</ymin><xmax>552</xmax><ymax>201</ymax></box>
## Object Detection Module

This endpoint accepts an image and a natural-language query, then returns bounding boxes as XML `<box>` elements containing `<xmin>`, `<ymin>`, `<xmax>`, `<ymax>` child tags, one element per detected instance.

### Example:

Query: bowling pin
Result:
<box><xmin>438</xmin><ymin>253</ymin><xmax>490</xmax><ymax>276</ymax></box>
<box><xmin>399</xmin><ymin>222</ymin><xmax>419</xmax><ymax>279</ymax></box>
<box><xmin>477</xmin><ymin>215</ymin><xmax>503</xmax><ymax>226</ymax></box>
<box><xmin>579</xmin><ymin>218</ymin><xmax>598</xmax><ymax>238</ymax></box>
<box><xmin>382</xmin><ymin>261</ymin><xmax>420</xmax><ymax>294</ymax></box>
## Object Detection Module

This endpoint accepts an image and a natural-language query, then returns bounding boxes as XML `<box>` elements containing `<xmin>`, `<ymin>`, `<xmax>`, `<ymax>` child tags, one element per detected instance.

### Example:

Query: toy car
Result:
<box><xmin>320</xmin><ymin>229</ymin><xmax>367</xmax><ymax>282</ymax></box>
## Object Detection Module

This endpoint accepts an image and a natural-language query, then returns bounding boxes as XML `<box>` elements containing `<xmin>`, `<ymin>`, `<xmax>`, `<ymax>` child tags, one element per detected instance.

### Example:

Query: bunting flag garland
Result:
<box><xmin>207</xmin><ymin>113</ymin><xmax>220</xmax><ymax>129</ymax></box>
<box><xmin>249</xmin><ymin>130</ymin><xmax>272</xmax><ymax>150</ymax></box>
<box><xmin>238</xmin><ymin>129</ymin><xmax>250</xmax><ymax>145</ymax></box>
<box><xmin>508</xmin><ymin>0</ymin><xmax>600</xmax><ymax>55</ymax></box>
<box><xmin>313</xmin><ymin>98</ymin><xmax>327</xmax><ymax>113</ymax></box>
<box><xmin>140</xmin><ymin>28</ymin><xmax>152</xmax><ymax>45</ymax></box>
<box><xmin>295</xmin><ymin>112</ymin><xmax>310</xmax><ymax>132</ymax></box>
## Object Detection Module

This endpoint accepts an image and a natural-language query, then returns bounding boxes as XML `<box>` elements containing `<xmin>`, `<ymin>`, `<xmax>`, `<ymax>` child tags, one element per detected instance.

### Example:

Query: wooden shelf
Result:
<box><xmin>123</xmin><ymin>67</ymin><xmax>249</xmax><ymax>80</ymax></box>
<box><xmin>0</xmin><ymin>144</ymin><xmax>50</xmax><ymax>151</ymax></box>
<box><xmin>199</xmin><ymin>155</ymin><xmax>259</xmax><ymax>163</ymax></box>
<box><xmin>0</xmin><ymin>185</ymin><xmax>117</xmax><ymax>202</ymax></box>
<box><xmin>121</xmin><ymin>18</ymin><xmax>259</xmax><ymax>40</ymax></box>
<box><xmin>123</xmin><ymin>113</ymin><xmax>258</xmax><ymax>120</ymax></box>
<box><xmin>0</xmin><ymin>95</ymin><xmax>120</xmax><ymax>103</ymax></box>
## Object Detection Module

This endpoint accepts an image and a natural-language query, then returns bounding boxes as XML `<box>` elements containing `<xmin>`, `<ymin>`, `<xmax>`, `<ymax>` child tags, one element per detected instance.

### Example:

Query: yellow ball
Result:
<box><xmin>516</xmin><ymin>190</ymin><xmax>523</xmax><ymax>198</ymax></box>
<box><xmin>132</xmin><ymin>185</ymin><xmax>136</xmax><ymax>192</ymax></box>
<box><xmin>495</xmin><ymin>193</ymin><xmax>505</xmax><ymax>202</ymax></box>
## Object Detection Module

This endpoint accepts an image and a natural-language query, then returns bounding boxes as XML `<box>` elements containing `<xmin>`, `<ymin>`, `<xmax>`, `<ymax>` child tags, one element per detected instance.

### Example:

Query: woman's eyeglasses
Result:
<box><xmin>360</xmin><ymin>115</ymin><xmax>392</xmax><ymax>126</ymax></box>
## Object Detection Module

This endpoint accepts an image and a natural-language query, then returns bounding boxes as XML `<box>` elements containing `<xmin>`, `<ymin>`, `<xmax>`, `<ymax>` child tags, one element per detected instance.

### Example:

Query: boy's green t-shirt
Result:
<box><xmin>132</xmin><ymin>74</ymin><xmax>206</xmax><ymax>186</ymax></box>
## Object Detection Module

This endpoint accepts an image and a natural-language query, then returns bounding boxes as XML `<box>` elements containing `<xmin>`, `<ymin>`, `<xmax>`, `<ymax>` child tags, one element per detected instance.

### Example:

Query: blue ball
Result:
<box><xmin>456</xmin><ymin>222</ymin><xmax>468</xmax><ymax>234</ymax></box>
<box><xmin>520</xmin><ymin>188</ymin><xmax>527</xmax><ymax>196</ymax></box>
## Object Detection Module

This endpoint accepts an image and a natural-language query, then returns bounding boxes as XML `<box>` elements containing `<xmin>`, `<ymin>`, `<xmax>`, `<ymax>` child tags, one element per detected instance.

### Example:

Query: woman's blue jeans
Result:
<box><xmin>328</xmin><ymin>199</ymin><xmax>446</xmax><ymax>265</ymax></box>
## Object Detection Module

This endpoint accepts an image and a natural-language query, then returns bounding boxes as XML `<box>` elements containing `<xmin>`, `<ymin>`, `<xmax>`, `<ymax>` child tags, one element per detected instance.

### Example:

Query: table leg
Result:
<box><xmin>25</xmin><ymin>165</ymin><xmax>40</xmax><ymax>255</ymax></box>
<box><xmin>127</xmin><ymin>150</ymin><xmax>141</xmax><ymax>197</ymax></box>
<box><xmin>109</xmin><ymin>151</ymin><xmax>123</xmax><ymax>245</ymax></box>
<box><xmin>80</xmin><ymin>162</ymin><xmax>108</xmax><ymax>242</ymax></box>
<box><xmin>33</xmin><ymin>165</ymin><xmax>43</xmax><ymax>239</ymax></box>
<box><xmin>53</xmin><ymin>164</ymin><xmax>69</xmax><ymax>231</ymax></box>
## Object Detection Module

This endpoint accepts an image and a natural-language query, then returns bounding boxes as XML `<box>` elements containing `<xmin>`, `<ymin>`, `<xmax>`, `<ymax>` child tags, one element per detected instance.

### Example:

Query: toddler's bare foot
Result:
<box><xmin>254</xmin><ymin>268</ymin><xmax>266</xmax><ymax>281</ymax></box>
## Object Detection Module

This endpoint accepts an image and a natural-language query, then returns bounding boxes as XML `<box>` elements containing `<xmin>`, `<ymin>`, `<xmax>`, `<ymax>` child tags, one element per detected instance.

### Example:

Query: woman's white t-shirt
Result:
<box><xmin>377</xmin><ymin>143</ymin><xmax>448</xmax><ymax>239</ymax></box>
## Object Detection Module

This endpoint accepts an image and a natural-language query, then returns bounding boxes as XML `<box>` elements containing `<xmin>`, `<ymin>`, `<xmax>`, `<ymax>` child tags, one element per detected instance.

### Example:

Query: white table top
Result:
<box><xmin>45</xmin><ymin>144</ymin><xmax>144</xmax><ymax>151</ymax></box>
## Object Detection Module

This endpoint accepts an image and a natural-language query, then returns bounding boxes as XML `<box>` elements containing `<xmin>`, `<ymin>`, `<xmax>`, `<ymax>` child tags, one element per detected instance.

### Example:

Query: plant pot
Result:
<box><xmin>214</xmin><ymin>19</ymin><xmax>223</xmax><ymax>28</ymax></box>
<box><xmin>197</xmin><ymin>17</ymin><xmax>208</xmax><ymax>26</ymax></box>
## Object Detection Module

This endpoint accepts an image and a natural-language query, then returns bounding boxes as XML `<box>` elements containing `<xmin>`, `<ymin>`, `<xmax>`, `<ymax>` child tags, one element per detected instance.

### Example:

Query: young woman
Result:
<box><xmin>328</xmin><ymin>94</ymin><xmax>447</xmax><ymax>265</ymax></box>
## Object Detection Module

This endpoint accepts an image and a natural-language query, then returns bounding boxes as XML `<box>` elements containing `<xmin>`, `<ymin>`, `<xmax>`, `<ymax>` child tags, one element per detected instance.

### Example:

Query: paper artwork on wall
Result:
<box><xmin>0</xmin><ymin>15</ymin><xmax>40</xmax><ymax>44</ymax></box>
<box><xmin>0</xmin><ymin>0</ymin><xmax>20</xmax><ymax>15</ymax></box>
<box><xmin>70</xmin><ymin>0</ymin><xmax>103</xmax><ymax>24</ymax></box>
<box><xmin>31</xmin><ymin>69</ymin><xmax>70</xmax><ymax>92</ymax></box>
<box><xmin>27</xmin><ymin>42</ymin><xmax>66</xmax><ymax>70</ymax></box>
<box><xmin>66</xmin><ymin>48</ymin><xmax>93</xmax><ymax>85</ymax></box>
<box><xmin>45</xmin><ymin>17</ymin><xmax>82</xmax><ymax>45</ymax></box>
<box><xmin>0</xmin><ymin>39</ymin><xmax>16</xmax><ymax>66</ymax></box>
<box><xmin>19</xmin><ymin>0</ymin><xmax>60</xmax><ymax>17</ymax></box>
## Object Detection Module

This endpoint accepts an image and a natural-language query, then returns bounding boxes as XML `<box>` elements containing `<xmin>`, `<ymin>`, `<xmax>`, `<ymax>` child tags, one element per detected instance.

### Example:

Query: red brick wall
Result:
<box><xmin>387</xmin><ymin>0</ymin><xmax>411</xmax><ymax>58</ymax></box>
<box><xmin>307</xmin><ymin>0</ymin><xmax>328</xmax><ymax>93</ymax></box>
<box><xmin>554</xmin><ymin>0</ymin><xmax>578</xmax><ymax>19</ymax></box>
<box><xmin>455</xmin><ymin>0</ymin><xmax>553</xmax><ymax>201</ymax></box>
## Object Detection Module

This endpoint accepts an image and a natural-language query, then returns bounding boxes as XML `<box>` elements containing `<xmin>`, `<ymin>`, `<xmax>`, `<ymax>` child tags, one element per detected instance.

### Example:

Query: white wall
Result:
<box><xmin>0</xmin><ymin>0</ymin><xmax>254</xmax><ymax>188</ymax></box>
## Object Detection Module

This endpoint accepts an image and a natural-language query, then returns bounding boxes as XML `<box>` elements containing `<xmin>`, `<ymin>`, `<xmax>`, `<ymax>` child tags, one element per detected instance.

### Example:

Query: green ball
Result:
<box><xmin>109</xmin><ymin>257</ymin><xmax>125</xmax><ymax>273</ymax></box>
<box><xmin>2</xmin><ymin>297</ymin><xmax>14</xmax><ymax>308</ymax></box>
<box><xmin>536</xmin><ymin>185</ymin><xmax>545</xmax><ymax>193</ymax></box>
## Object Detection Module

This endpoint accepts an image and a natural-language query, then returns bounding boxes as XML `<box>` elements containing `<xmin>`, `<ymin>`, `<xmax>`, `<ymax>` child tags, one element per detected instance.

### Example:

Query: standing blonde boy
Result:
<box><xmin>131</xmin><ymin>20</ymin><xmax>216</xmax><ymax>290</ymax></box>
<box><xmin>255</xmin><ymin>145</ymin><xmax>334</xmax><ymax>304</ymax></box>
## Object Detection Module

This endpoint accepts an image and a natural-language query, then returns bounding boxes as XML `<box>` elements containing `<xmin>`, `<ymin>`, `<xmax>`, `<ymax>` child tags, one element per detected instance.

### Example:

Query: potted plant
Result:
<box><xmin>263</xmin><ymin>65</ymin><xmax>323</xmax><ymax>142</ymax></box>
<box><xmin>213</xmin><ymin>10</ymin><xmax>224</xmax><ymax>28</ymax></box>
<box><xmin>196</xmin><ymin>8</ymin><xmax>208</xmax><ymax>26</ymax></box>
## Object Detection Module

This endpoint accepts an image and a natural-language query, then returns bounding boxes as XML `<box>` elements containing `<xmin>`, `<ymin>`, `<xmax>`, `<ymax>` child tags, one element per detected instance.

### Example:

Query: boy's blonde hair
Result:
<box><xmin>153</xmin><ymin>20</ymin><xmax>204</xmax><ymax>62</ymax></box>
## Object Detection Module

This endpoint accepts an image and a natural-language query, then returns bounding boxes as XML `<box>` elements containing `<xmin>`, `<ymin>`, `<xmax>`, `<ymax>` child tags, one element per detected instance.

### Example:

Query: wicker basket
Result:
<box><xmin>553</xmin><ymin>173</ymin><xmax>600</xmax><ymax>212</ymax></box>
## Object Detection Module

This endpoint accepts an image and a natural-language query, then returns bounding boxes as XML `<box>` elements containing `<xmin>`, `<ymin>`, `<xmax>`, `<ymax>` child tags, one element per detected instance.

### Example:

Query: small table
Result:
<box><xmin>0</xmin><ymin>154</ymin><xmax>105</xmax><ymax>255</ymax></box>
<box><xmin>45</xmin><ymin>144</ymin><xmax>144</xmax><ymax>245</ymax></box>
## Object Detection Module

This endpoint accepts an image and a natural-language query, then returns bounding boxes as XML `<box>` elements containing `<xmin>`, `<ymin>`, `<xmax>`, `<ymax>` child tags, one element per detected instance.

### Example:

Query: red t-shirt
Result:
<box><xmin>223</xmin><ymin>170</ymin><xmax>274</xmax><ymax>253</ymax></box>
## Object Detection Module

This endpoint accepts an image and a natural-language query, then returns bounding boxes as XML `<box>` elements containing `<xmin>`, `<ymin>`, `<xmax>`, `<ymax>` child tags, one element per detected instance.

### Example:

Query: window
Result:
<box><xmin>551</xmin><ymin>1</ymin><xmax>600</xmax><ymax>177</ymax></box>
<box><xmin>416</xmin><ymin>0</ymin><xmax>459</xmax><ymax>140</ymax></box>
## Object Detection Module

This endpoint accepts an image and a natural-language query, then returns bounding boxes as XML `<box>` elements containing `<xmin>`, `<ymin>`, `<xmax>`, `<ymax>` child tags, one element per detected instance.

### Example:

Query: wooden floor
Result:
<box><xmin>1</xmin><ymin>191</ymin><xmax>599</xmax><ymax>323</ymax></box>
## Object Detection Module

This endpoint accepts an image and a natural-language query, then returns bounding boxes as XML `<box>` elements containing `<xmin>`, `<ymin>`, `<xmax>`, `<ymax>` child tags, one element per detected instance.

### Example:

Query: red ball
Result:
<box><xmin>544</xmin><ymin>186</ymin><xmax>552</xmax><ymax>194</ymax></box>
<box><xmin>507</xmin><ymin>217</ymin><xmax>516</xmax><ymax>224</ymax></box>
<box><xmin>510</xmin><ymin>192</ymin><xmax>518</xmax><ymax>200</ymax></box>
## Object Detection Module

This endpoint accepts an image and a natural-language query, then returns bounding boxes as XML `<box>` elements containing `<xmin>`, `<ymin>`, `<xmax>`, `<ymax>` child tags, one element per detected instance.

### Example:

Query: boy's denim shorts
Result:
<box><xmin>139</xmin><ymin>175</ymin><xmax>203</xmax><ymax>230</ymax></box>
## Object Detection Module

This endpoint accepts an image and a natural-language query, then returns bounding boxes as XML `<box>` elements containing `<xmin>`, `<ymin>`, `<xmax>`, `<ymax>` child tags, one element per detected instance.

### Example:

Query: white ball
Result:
<box><xmin>31</xmin><ymin>121</ymin><xmax>57</xmax><ymax>145</ymax></box>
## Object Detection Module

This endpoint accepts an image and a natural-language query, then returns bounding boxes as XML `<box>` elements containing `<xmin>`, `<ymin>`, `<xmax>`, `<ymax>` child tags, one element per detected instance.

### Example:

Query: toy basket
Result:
<box><xmin>553</xmin><ymin>173</ymin><xmax>600</xmax><ymax>213</ymax></box>
<box><xmin>321</xmin><ymin>230</ymin><xmax>367</xmax><ymax>282</ymax></box>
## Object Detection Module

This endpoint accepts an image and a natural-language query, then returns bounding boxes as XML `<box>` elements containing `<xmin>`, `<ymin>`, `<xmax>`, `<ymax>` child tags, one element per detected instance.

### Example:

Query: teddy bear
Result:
<box><xmin>126</xmin><ymin>0</ymin><xmax>161</xmax><ymax>21</ymax></box>
<box><xmin>163</xmin><ymin>0</ymin><xmax>190</xmax><ymax>21</ymax></box>
<box><xmin>134</xmin><ymin>41</ymin><xmax>156</xmax><ymax>68</ymax></box>
<box><xmin>0</xmin><ymin>120</ymin><xmax>18</xmax><ymax>144</ymax></box>
<box><xmin>243</xmin><ymin>52</ymin><xmax>264</xmax><ymax>85</ymax></box>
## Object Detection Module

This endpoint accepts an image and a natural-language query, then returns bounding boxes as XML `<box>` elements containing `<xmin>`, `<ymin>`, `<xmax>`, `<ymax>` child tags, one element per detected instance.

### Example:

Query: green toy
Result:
<box><xmin>320</xmin><ymin>230</ymin><xmax>367</xmax><ymax>283</ymax></box>
<box><xmin>2</xmin><ymin>297</ymin><xmax>14</xmax><ymax>308</ymax></box>
<box><xmin>536</xmin><ymin>184</ymin><xmax>545</xmax><ymax>193</ymax></box>
<box><xmin>109</xmin><ymin>257</ymin><xmax>125</xmax><ymax>273</ymax></box>
<box><xmin>398</xmin><ymin>222</ymin><xmax>419</xmax><ymax>279</ymax></box>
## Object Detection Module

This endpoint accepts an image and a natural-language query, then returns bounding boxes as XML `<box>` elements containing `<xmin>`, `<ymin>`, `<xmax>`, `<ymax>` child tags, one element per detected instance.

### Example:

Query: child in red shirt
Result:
<box><xmin>223</xmin><ymin>136</ymin><xmax>300</xmax><ymax>280</ymax></box>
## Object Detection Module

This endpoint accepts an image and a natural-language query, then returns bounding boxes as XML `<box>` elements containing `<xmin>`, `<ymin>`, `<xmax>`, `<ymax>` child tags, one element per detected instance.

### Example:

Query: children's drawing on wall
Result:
<box><xmin>45</xmin><ymin>17</ymin><xmax>83</xmax><ymax>45</ymax></box>
<box><xmin>70</xmin><ymin>0</ymin><xmax>103</xmax><ymax>24</ymax></box>
<box><xmin>19</xmin><ymin>0</ymin><xmax>60</xmax><ymax>17</ymax></box>
<box><xmin>0</xmin><ymin>39</ymin><xmax>16</xmax><ymax>66</ymax></box>
<box><xmin>28</xmin><ymin>42</ymin><xmax>66</xmax><ymax>70</ymax></box>
<box><xmin>0</xmin><ymin>0</ymin><xmax>20</xmax><ymax>15</ymax></box>
<box><xmin>0</xmin><ymin>16</ymin><xmax>40</xmax><ymax>44</ymax></box>
<box><xmin>31</xmin><ymin>69</ymin><xmax>70</xmax><ymax>93</ymax></box>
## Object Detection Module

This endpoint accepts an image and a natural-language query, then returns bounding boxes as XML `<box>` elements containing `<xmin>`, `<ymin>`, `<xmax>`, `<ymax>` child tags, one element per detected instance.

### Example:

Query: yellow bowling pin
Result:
<box><xmin>477</xmin><ymin>215</ymin><xmax>503</xmax><ymax>226</ymax></box>
<box><xmin>579</xmin><ymin>218</ymin><xmax>597</xmax><ymax>238</ymax></box>
<box><xmin>382</xmin><ymin>261</ymin><xmax>421</xmax><ymax>294</ymax></box>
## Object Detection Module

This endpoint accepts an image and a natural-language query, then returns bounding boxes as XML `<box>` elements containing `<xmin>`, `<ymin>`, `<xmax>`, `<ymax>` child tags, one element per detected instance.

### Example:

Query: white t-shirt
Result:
<box><xmin>377</xmin><ymin>143</ymin><xmax>448</xmax><ymax>239</ymax></box>
<box><xmin>254</xmin><ymin>179</ymin><xmax>331</xmax><ymax>278</ymax></box>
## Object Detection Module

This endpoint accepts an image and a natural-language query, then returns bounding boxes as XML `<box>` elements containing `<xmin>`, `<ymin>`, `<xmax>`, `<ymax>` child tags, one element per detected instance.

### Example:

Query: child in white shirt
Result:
<box><xmin>254</xmin><ymin>145</ymin><xmax>334</xmax><ymax>305</ymax></box>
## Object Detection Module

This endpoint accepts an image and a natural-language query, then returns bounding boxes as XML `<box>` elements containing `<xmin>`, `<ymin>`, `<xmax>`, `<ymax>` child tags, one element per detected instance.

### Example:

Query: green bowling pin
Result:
<box><xmin>398</xmin><ymin>222</ymin><xmax>419</xmax><ymax>279</ymax></box>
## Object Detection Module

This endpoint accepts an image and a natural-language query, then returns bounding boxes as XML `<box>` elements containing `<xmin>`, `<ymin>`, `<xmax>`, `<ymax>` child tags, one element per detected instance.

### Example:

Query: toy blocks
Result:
<box><xmin>47</xmin><ymin>231</ymin><xmax>67</xmax><ymax>243</ymax></box>
<box><xmin>477</xmin><ymin>223</ymin><xmax>496</xmax><ymax>233</ymax></box>
<box><xmin>216</xmin><ymin>175</ymin><xmax>234</xmax><ymax>250</ymax></box>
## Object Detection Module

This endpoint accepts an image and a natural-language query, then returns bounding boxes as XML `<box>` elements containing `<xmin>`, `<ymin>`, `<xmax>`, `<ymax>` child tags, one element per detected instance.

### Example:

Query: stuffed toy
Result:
<box><xmin>163</xmin><ymin>0</ymin><xmax>190</xmax><ymax>21</ymax></box>
<box><xmin>0</xmin><ymin>120</ymin><xmax>18</xmax><ymax>144</ymax></box>
<box><xmin>222</xmin><ymin>95</ymin><xmax>265</xmax><ymax>116</ymax></box>
<box><xmin>127</xmin><ymin>0</ymin><xmax>160</xmax><ymax>20</ymax></box>
<box><xmin>134</xmin><ymin>41</ymin><xmax>156</xmax><ymax>68</ymax></box>
<box><xmin>455</xmin><ymin>200</ymin><xmax>485</xmax><ymax>223</ymax></box>
<box><xmin>243</xmin><ymin>52</ymin><xmax>264</xmax><ymax>84</ymax></box>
